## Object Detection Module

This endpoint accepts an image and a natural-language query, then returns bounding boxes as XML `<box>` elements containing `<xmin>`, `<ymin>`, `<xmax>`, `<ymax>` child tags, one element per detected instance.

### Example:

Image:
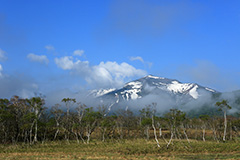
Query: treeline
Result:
<box><xmin>0</xmin><ymin>96</ymin><xmax>240</xmax><ymax>146</ymax></box>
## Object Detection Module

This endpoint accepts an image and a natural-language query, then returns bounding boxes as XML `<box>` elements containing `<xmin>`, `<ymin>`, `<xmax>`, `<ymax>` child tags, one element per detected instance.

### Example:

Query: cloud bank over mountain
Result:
<box><xmin>55</xmin><ymin>56</ymin><xmax>146</xmax><ymax>88</ymax></box>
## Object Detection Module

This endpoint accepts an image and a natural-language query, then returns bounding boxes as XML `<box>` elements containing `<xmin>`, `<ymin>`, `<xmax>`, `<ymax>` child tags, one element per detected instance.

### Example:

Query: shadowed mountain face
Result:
<box><xmin>89</xmin><ymin>75</ymin><xmax>218</xmax><ymax>113</ymax></box>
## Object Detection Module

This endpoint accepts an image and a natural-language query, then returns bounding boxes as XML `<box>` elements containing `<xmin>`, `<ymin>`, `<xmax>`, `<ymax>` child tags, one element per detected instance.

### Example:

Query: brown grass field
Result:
<box><xmin>0</xmin><ymin>139</ymin><xmax>240</xmax><ymax>160</ymax></box>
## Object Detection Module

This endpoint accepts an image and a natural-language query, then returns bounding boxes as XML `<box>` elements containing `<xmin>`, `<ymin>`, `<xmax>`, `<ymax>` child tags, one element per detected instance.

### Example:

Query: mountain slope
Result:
<box><xmin>86</xmin><ymin>75</ymin><xmax>240</xmax><ymax>115</ymax></box>
<box><xmin>97</xmin><ymin>75</ymin><xmax>216</xmax><ymax>102</ymax></box>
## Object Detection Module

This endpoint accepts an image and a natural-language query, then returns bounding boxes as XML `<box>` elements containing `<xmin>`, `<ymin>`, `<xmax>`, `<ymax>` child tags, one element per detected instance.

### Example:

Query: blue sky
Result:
<box><xmin>0</xmin><ymin>0</ymin><xmax>240</xmax><ymax>99</ymax></box>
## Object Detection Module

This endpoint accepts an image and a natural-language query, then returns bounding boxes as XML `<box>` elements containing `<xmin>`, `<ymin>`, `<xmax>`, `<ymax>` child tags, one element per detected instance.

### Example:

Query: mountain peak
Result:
<box><xmin>91</xmin><ymin>75</ymin><xmax>217</xmax><ymax>102</ymax></box>
<box><xmin>88</xmin><ymin>75</ymin><xmax>219</xmax><ymax>113</ymax></box>
<box><xmin>144</xmin><ymin>75</ymin><xmax>165</xmax><ymax>80</ymax></box>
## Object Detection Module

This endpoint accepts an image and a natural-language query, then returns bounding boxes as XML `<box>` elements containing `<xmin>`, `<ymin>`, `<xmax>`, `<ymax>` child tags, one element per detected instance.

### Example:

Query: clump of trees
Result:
<box><xmin>0</xmin><ymin>95</ymin><xmax>239</xmax><ymax>147</ymax></box>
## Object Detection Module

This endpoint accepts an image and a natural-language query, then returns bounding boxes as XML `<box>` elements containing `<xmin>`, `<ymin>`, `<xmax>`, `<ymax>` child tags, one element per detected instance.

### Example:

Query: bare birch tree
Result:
<box><xmin>216</xmin><ymin>100</ymin><xmax>231</xmax><ymax>142</ymax></box>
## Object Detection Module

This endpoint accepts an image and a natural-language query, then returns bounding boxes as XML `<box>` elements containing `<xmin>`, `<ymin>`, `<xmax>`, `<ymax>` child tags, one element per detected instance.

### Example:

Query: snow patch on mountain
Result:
<box><xmin>121</xmin><ymin>81</ymin><xmax>142</xmax><ymax>100</ymax></box>
<box><xmin>189</xmin><ymin>85</ymin><xmax>199</xmax><ymax>99</ymax></box>
<box><xmin>205</xmin><ymin>87</ymin><xmax>215</xmax><ymax>92</ymax></box>
<box><xmin>145</xmin><ymin>75</ymin><xmax>165</xmax><ymax>79</ymax></box>
<box><xmin>89</xmin><ymin>88</ymin><xmax>116</xmax><ymax>97</ymax></box>
<box><xmin>115</xmin><ymin>93</ymin><xmax>119</xmax><ymax>103</ymax></box>
<box><xmin>125</xmin><ymin>81</ymin><xmax>142</xmax><ymax>89</ymax></box>
<box><xmin>167</xmin><ymin>81</ymin><xmax>193</xmax><ymax>93</ymax></box>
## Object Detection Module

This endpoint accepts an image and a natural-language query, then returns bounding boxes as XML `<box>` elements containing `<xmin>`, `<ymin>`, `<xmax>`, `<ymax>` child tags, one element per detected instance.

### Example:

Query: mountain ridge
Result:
<box><xmin>85</xmin><ymin>75</ymin><xmax>240</xmax><ymax>115</ymax></box>
<box><xmin>90</xmin><ymin>75</ymin><xmax>217</xmax><ymax>100</ymax></box>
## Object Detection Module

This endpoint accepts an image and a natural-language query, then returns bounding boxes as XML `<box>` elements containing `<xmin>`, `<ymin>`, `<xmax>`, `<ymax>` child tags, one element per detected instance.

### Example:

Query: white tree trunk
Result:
<box><xmin>54</xmin><ymin>129</ymin><xmax>59</xmax><ymax>140</ymax></box>
<box><xmin>146</xmin><ymin>126</ymin><xmax>149</xmax><ymax>140</ymax></box>
<box><xmin>30</xmin><ymin>121</ymin><xmax>35</xmax><ymax>144</ymax></box>
<box><xmin>74</xmin><ymin>132</ymin><xmax>79</xmax><ymax>144</ymax></box>
<box><xmin>86</xmin><ymin>126</ymin><xmax>91</xmax><ymax>144</ymax></box>
<box><xmin>159</xmin><ymin>128</ymin><xmax>162</xmax><ymax>137</ymax></box>
<box><xmin>78</xmin><ymin>132</ymin><xmax>86</xmax><ymax>144</ymax></box>
<box><xmin>212</xmin><ymin>127</ymin><xmax>219</xmax><ymax>143</ymax></box>
<box><xmin>167</xmin><ymin>131</ymin><xmax>174</xmax><ymax>148</ymax></box>
<box><xmin>34</xmin><ymin>119</ymin><xmax>38</xmax><ymax>143</ymax></box>
<box><xmin>183</xmin><ymin>127</ymin><xmax>190</xmax><ymax>144</ymax></box>
<box><xmin>87</xmin><ymin>133</ymin><xmax>90</xmax><ymax>144</ymax></box>
<box><xmin>223</xmin><ymin>111</ymin><xmax>227</xmax><ymax>142</ymax></box>
<box><xmin>202</xmin><ymin>125</ymin><xmax>206</xmax><ymax>142</ymax></box>
<box><xmin>102</xmin><ymin>128</ymin><xmax>106</xmax><ymax>142</ymax></box>
<box><xmin>230</xmin><ymin>122</ymin><xmax>232</xmax><ymax>140</ymax></box>
<box><xmin>152</xmin><ymin>116</ymin><xmax>160</xmax><ymax>147</ymax></box>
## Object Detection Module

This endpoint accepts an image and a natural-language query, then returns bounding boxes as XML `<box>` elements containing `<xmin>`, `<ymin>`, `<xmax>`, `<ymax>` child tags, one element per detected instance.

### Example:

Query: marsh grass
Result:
<box><xmin>0</xmin><ymin>139</ymin><xmax>239</xmax><ymax>159</ymax></box>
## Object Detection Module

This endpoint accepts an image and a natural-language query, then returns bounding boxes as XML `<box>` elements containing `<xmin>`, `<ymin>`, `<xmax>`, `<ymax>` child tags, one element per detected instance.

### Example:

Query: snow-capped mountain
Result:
<box><xmin>86</xmin><ymin>75</ymin><xmax>240</xmax><ymax>115</ymax></box>
<box><xmin>87</xmin><ymin>75</ymin><xmax>219</xmax><ymax>113</ymax></box>
<box><xmin>94</xmin><ymin>75</ymin><xmax>216</xmax><ymax>101</ymax></box>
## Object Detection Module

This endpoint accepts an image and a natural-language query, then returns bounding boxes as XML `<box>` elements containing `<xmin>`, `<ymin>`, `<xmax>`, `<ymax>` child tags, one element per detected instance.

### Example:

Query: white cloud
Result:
<box><xmin>130</xmin><ymin>56</ymin><xmax>144</xmax><ymax>63</ymax></box>
<box><xmin>73</xmin><ymin>50</ymin><xmax>84</xmax><ymax>56</ymax></box>
<box><xmin>55</xmin><ymin>56</ymin><xmax>75</xmax><ymax>70</ymax></box>
<box><xmin>87</xmin><ymin>66</ymin><xmax>114</xmax><ymax>87</ymax></box>
<box><xmin>129</xmin><ymin>56</ymin><xmax>152</xmax><ymax>68</ymax></box>
<box><xmin>45</xmin><ymin>45</ymin><xmax>55</xmax><ymax>51</ymax></box>
<box><xmin>0</xmin><ymin>48</ymin><xmax>7</xmax><ymax>61</ymax></box>
<box><xmin>27</xmin><ymin>53</ymin><xmax>49</xmax><ymax>65</ymax></box>
<box><xmin>55</xmin><ymin>56</ymin><xmax>147</xmax><ymax>88</ymax></box>
<box><xmin>99</xmin><ymin>61</ymin><xmax>145</xmax><ymax>78</ymax></box>
<box><xmin>55</xmin><ymin>56</ymin><xmax>89</xmax><ymax>71</ymax></box>
<box><xmin>94</xmin><ymin>61</ymin><xmax>146</xmax><ymax>87</ymax></box>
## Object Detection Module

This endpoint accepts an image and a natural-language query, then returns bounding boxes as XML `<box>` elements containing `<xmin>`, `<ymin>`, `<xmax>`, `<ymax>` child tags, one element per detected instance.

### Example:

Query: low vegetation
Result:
<box><xmin>0</xmin><ymin>139</ymin><xmax>239</xmax><ymax>159</ymax></box>
<box><xmin>0</xmin><ymin>95</ymin><xmax>240</xmax><ymax>159</ymax></box>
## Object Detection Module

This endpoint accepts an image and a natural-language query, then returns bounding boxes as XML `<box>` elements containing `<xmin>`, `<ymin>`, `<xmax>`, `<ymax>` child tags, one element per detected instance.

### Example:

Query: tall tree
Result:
<box><xmin>74</xmin><ymin>102</ymin><xmax>86</xmax><ymax>144</ymax></box>
<box><xmin>164</xmin><ymin>109</ymin><xmax>189</xmax><ymax>148</ymax></box>
<box><xmin>62</xmin><ymin>98</ymin><xmax>76</xmax><ymax>121</ymax></box>
<box><xmin>199</xmin><ymin>115</ymin><xmax>210</xmax><ymax>142</ymax></box>
<box><xmin>61</xmin><ymin>98</ymin><xmax>76</xmax><ymax>143</ymax></box>
<box><xmin>27</xmin><ymin>97</ymin><xmax>46</xmax><ymax>144</ymax></box>
<box><xmin>151</xmin><ymin>103</ymin><xmax>160</xmax><ymax>147</ymax></box>
<box><xmin>139</xmin><ymin>106</ymin><xmax>152</xmax><ymax>140</ymax></box>
<box><xmin>83</xmin><ymin>107</ymin><xmax>102</xmax><ymax>144</ymax></box>
<box><xmin>51</xmin><ymin>104</ymin><xmax>63</xmax><ymax>140</ymax></box>
<box><xmin>216</xmin><ymin>100</ymin><xmax>231</xmax><ymax>142</ymax></box>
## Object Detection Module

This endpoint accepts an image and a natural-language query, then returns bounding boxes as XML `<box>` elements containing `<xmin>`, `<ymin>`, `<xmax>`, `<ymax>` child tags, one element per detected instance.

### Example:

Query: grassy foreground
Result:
<box><xmin>0</xmin><ymin>139</ymin><xmax>240</xmax><ymax>160</ymax></box>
